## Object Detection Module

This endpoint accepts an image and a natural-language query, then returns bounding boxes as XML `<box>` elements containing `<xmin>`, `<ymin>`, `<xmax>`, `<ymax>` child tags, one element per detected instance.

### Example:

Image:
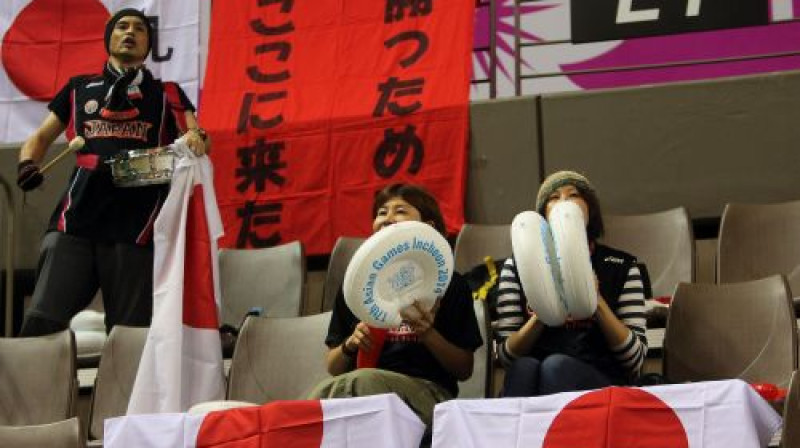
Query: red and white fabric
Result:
<box><xmin>433</xmin><ymin>379</ymin><xmax>782</xmax><ymax>447</ymax></box>
<box><xmin>106</xmin><ymin>394</ymin><xmax>426</xmax><ymax>448</ymax></box>
<box><xmin>0</xmin><ymin>0</ymin><xmax>199</xmax><ymax>144</ymax></box>
<box><xmin>127</xmin><ymin>139</ymin><xmax>225</xmax><ymax>414</ymax></box>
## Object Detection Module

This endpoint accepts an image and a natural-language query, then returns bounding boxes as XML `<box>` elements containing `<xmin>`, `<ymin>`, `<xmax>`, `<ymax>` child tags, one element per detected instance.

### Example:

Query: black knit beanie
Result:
<box><xmin>104</xmin><ymin>8</ymin><xmax>153</xmax><ymax>58</ymax></box>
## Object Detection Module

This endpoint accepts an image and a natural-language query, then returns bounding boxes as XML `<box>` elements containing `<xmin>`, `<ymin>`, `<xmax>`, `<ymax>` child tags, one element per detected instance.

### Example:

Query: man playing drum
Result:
<box><xmin>15</xmin><ymin>8</ymin><xmax>208</xmax><ymax>335</ymax></box>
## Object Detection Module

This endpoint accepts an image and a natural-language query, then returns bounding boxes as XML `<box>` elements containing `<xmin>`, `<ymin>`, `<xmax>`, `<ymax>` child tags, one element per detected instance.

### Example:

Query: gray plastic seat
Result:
<box><xmin>784</xmin><ymin>370</ymin><xmax>799</xmax><ymax>448</ymax></box>
<box><xmin>0</xmin><ymin>329</ymin><xmax>76</xmax><ymax>425</ymax></box>
<box><xmin>321</xmin><ymin>236</ymin><xmax>365</xmax><ymax>313</ymax></box>
<box><xmin>459</xmin><ymin>299</ymin><xmax>493</xmax><ymax>398</ymax></box>
<box><xmin>0</xmin><ymin>417</ymin><xmax>83</xmax><ymax>448</ymax></box>
<box><xmin>664</xmin><ymin>275</ymin><xmax>798</xmax><ymax>388</ymax></box>
<box><xmin>454</xmin><ymin>223</ymin><xmax>512</xmax><ymax>273</ymax></box>
<box><xmin>602</xmin><ymin>207</ymin><xmax>695</xmax><ymax>298</ymax></box>
<box><xmin>718</xmin><ymin>200</ymin><xmax>800</xmax><ymax>296</ymax></box>
<box><xmin>227</xmin><ymin>312</ymin><xmax>331</xmax><ymax>404</ymax></box>
<box><xmin>219</xmin><ymin>241</ymin><xmax>306</xmax><ymax>327</ymax></box>
<box><xmin>87</xmin><ymin>325</ymin><xmax>149</xmax><ymax>443</ymax></box>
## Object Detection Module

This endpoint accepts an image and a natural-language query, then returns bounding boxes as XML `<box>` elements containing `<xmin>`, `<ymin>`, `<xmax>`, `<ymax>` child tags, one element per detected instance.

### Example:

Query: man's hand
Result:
<box><xmin>184</xmin><ymin>128</ymin><xmax>208</xmax><ymax>156</ymax></box>
<box><xmin>17</xmin><ymin>160</ymin><xmax>44</xmax><ymax>191</ymax></box>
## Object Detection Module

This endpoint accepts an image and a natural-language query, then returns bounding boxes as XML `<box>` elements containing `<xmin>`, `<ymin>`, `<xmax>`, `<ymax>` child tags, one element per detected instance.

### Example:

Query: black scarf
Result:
<box><xmin>100</xmin><ymin>63</ymin><xmax>149</xmax><ymax>120</ymax></box>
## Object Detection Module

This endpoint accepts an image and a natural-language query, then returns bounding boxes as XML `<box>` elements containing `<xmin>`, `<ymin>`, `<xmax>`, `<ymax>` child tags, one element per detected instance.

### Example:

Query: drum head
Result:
<box><xmin>511</xmin><ymin>211</ymin><xmax>568</xmax><ymax>326</ymax></box>
<box><xmin>549</xmin><ymin>201</ymin><xmax>597</xmax><ymax>319</ymax></box>
<box><xmin>343</xmin><ymin>221</ymin><xmax>454</xmax><ymax>329</ymax></box>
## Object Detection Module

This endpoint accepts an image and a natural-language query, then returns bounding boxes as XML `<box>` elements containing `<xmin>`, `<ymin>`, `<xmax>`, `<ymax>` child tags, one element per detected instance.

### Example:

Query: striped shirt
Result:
<box><xmin>494</xmin><ymin>256</ymin><xmax>648</xmax><ymax>378</ymax></box>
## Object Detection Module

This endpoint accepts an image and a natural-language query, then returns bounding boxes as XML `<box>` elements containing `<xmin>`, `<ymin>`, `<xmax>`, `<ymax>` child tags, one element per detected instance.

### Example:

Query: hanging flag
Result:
<box><xmin>432</xmin><ymin>379</ymin><xmax>782</xmax><ymax>447</ymax></box>
<box><xmin>126</xmin><ymin>139</ymin><xmax>225</xmax><ymax>414</ymax></box>
<box><xmin>202</xmin><ymin>0</ymin><xmax>474</xmax><ymax>254</ymax></box>
<box><xmin>0</xmin><ymin>0</ymin><xmax>199</xmax><ymax>144</ymax></box>
<box><xmin>105</xmin><ymin>394</ymin><xmax>425</xmax><ymax>448</ymax></box>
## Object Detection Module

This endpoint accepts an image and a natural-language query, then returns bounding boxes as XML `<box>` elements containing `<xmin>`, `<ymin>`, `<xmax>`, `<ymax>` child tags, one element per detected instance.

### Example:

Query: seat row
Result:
<box><xmin>454</xmin><ymin>200</ymin><xmax>800</xmax><ymax>301</ymax></box>
<box><xmin>242</xmin><ymin>200</ymin><xmax>800</xmax><ymax>324</ymax></box>
<box><xmin>1</xmin><ymin>310</ymin><xmax>799</xmax><ymax>447</ymax></box>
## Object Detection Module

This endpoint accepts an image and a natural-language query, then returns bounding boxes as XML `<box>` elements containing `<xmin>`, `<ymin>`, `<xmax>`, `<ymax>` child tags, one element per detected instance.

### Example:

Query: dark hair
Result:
<box><xmin>372</xmin><ymin>183</ymin><xmax>446</xmax><ymax>235</ymax></box>
<box><xmin>105</xmin><ymin>8</ymin><xmax>153</xmax><ymax>57</ymax></box>
<box><xmin>577</xmin><ymin>184</ymin><xmax>604</xmax><ymax>241</ymax></box>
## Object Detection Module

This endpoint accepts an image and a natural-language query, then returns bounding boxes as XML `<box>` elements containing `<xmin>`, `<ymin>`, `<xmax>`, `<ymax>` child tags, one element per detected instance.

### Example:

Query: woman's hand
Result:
<box><xmin>326</xmin><ymin>321</ymin><xmax>373</xmax><ymax>375</ymax></box>
<box><xmin>401</xmin><ymin>300</ymin><xmax>474</xmax><ymax>381</ymax></box>
<box><xmin>400</xmin><ymin>300</ymin><xmax>439</xmax><ymax>340</ymax></box>
<box><xmin>345</xmin><ymin>322</ymin><xmax>374</xmax><ymax>353</ymax></box>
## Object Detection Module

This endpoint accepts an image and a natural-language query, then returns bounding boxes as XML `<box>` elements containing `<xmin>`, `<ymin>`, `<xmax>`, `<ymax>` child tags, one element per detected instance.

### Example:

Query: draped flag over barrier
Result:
<box><xmin>432</xmin><ymin>380</ymin><xmax>782</xmax><ymax>448</ymax></box>
<box><xmin>127</xmin><ymin>141</ymin><xmax>225</xmax><ymax>415</ymax></box>
<box><xmin>106</xmin><ymin>394</ymin><xmax>425</xmax><ymax>448</ymax></box>
<box><xmin>0</xmin><ymin>0</ymin><xmax>199</xmax><ymax>144</ymax></box>
<box><xmin>202</xmin><ymin>0</ymin><xmax>474</xmax><ymax>254</ymax></box>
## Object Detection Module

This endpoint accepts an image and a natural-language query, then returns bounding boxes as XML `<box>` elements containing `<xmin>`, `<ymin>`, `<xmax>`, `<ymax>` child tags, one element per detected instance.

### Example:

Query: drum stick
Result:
<box><xmin>40</xmin><ymin>136</ymin><xmax>86</xmax><ymax>175</ymax></box>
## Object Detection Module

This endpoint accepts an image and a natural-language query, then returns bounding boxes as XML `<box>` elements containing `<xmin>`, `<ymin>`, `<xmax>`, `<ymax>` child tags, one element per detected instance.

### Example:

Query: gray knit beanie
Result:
<box><xmin>535</xmin><ymin>170</ymin><xmax>595</xmax><ymax>214</ymax></box>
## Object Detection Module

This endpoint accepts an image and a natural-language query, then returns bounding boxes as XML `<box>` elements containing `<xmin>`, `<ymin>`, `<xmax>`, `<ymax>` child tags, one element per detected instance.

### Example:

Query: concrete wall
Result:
<box><xmin>539</xmin><ymin>70</ymin><xmax>800</xmax><ymax>219</ymax></box>
<box><xmin>3</xmin><ymin>70</ymin><xmax>800</xmax><ymax>271</ymax></box>
<box><xmin>466</xmin><ymin>70</ymin><xmax>800</xmax><ymax>223</ymax></box>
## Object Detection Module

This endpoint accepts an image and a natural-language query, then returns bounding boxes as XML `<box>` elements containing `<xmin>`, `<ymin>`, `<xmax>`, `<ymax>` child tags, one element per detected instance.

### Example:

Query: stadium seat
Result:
<box><xmin>219</xmin><ymin>241</ymin><xmax>306</xmax><ymax>328</ymax></box>
<box><xmin>0</xmin><ymin>329</ymin><xmax>76</xmax><ymax>425</ymax></box>
<box><xmin>601</xmin><ymin>207</ymin><xmax>695</xmax><ymax>298</ymax></box>
<box><xmin>69</xmin><ymin>309</ymin><xmax>106</xmax><ymax>368</ymax></box>
<box><xmin>453</xmin><ymin>223</ymin><xmax>512</xmax><ymax>274</ymax></box>
<box><xmin>663</xmin><ymin>276</ymin><xmax>798</xmax><ymax>388</ymax></box>
<box><xmin>783</xmin><ymin>370</ymin><xmax>799</xmax><ymax>448</ymax></box>
<box><xmin>226</xmin><ymin>312</ymin><xmax>331</xmax><ymax>404</ymax></box>
<box><xmin>717</xmin><ymin>200</ymin><xmax>800</xmax><ymax>297</ymax></box>
<box><xmin>87</xmin><ymin>325</ymin><xmax>148</xmax><ymax>443</ymax></box>
<box><xmin>0</xmin><ymin>417</ymin><xmax>83</xmax><ymax>448</ymax></box>
<box><xmin>459</xmin><ymin>299</ymin><xmax>493</xmax><ymax>398</ymax></box>
<box><xmin>321</xmin><ymin>236</ymin><xmax>365</xmax><ymax>313</ymax></box>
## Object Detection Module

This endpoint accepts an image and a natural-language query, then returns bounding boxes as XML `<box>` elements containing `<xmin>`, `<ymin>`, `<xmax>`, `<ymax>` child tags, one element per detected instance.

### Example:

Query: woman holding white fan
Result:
<box><xmin>308</xmin><ymin>183</ymin><xmax>483</xmax><ymax>429</ymax></box>
<box><xmin>496</xmin><ymin>171</ymin><xmax>648</xmax><ymax>397</ymax></box>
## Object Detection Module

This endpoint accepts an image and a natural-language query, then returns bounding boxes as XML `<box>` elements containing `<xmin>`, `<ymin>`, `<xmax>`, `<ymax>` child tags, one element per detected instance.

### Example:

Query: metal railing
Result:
<box><xmin>471</xmin><ymin>0</ymin><xmax>498</xmax><ymax>98</ymax></box>
<box><xmin>469</xmin><ymin>0</ymin><xmax>800</xmax><ymax>97</ymax></box>
<box><xmin>1</xmin><ymin>174</ymin><xmax>15</xmax><ymax>337</ymax></box>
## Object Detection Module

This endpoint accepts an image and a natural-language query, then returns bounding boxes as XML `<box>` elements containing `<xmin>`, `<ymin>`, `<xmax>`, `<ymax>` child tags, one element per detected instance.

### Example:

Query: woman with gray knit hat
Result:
<box><xmin>494</xmin><ymin>171</ymin><xmax>648</xmax><ymax>396</ymax></box>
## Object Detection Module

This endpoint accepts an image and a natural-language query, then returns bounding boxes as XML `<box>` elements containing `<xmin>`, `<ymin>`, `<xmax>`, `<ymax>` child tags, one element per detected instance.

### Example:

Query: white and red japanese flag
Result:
<box><xmin>126</xmin><ymin>139</ymin><xmax>225</xmax><ymax>414</ymax></box>
<box><xmin>433</xmin><ymin>380</ymin><xmax>782</xmax><ymax>447</ymax></box>
<box><xmin>106</xmin><ymin>394</ymin><xmax>426</xmax><ymax>448</ymax></box>
<box><xmin>0</xmin><ymin>0</ymin><xmax>199</xmax><ymax>144</ymax></box>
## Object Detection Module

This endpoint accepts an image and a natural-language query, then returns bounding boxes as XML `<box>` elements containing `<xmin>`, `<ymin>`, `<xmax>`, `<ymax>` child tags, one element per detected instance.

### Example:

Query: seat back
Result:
<box><xmin>454</xmin><ymin>223</ymin><xmax>512</xmax><ymax>273</ymax></box>
<box><xmin>601</xmin><ymin>207</ymin><xmax>695</xmax><ymax>298</ymax></box>
<box><xmin>459</xmin><ymin>299</ymin><xmax>493</xmax><ymax>398</ymax></box>
<box><xmin>718</xmin><ymin>200</ymin><xmax>800</xmax><ymax>296</ymax></box>
<box><xmin>0</xmin><ymin>329</ymin><xmax>76</xmax><ymax>425</ymax></box>
<box><xmin>321</xmin><ymin>237</ymin><xmax>365</xmax><ymax>313</ymax></box>
<box><xmin>88</xmin><ymin>325</ymin><xmax>149</xmax><ymax>441</ymax></box>
<box><xmin>0</xmin><ymin>417</ymin><xmax>83</xmax><ymax>448</ymax></box>
<box><xmin>663</xmin><ymin>276</ymin><xmax>798</xmax><ymax>387</ymax></box>
<box><xmin>227</xmin><ymin>313</ymin><xmax>331</xmax><ymax>404</ymax></box>
<box><xmin>784</xmin><ymin>370</ymin><xmax>800</xmax><ymax>448</ymax></box>
<box><xmin>219</xmin><ymin>241</ymin><xmax>306</xmax><ymax>327</ymax></box>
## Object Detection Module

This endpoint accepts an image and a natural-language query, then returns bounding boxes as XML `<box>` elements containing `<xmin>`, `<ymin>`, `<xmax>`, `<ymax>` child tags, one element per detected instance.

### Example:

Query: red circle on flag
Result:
<box><xmin>543</xmin><ymin>387</ymin><xmax>689</xmax><ymax>448</ymax></box>
<box><xmin>2</xmin><ymin>0</ymin><xmax>109</xmax><ymax>101</ymax></box>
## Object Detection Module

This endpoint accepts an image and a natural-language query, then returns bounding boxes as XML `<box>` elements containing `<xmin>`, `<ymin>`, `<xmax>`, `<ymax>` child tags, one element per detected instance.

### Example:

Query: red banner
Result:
<box><xmin>202</xmin><ymin>0</ymin><xmax>474</xmax><ymax>254</ymax></box>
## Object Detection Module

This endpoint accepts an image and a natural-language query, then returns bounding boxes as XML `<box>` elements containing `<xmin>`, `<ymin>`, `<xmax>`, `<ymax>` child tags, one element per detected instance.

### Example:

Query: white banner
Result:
<box><xmin>433</xmin><ymin>379</ymin><xmax>782</xmax><ymax>447</ymax></box>
<box><xmin>0</xmin><ymin>0</ymin><xmax>198</xmax><ymax>144</ymax></box>
<box><xmin>107</xmin><ymin>394</ymin><xmax>426</xmax><ymax>448</ymax></box>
